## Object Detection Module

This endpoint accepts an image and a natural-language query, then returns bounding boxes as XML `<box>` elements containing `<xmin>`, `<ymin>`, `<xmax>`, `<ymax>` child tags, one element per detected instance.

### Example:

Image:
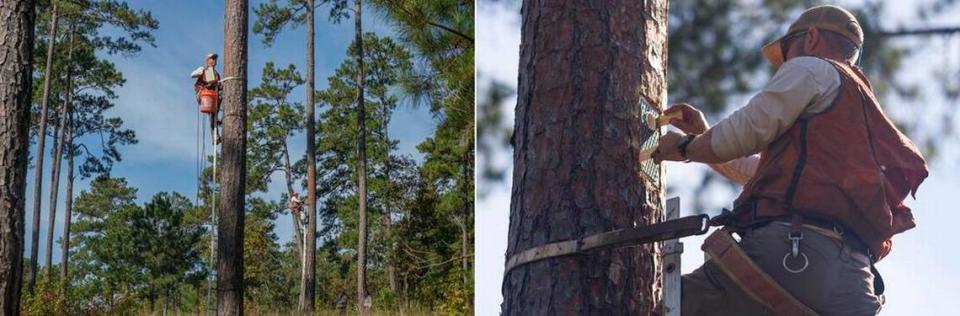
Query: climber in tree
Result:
<box><xmin>288</xmin><ymin>192</ymin><xmax>306</xmax><ymax>241</ymax></box>
<box><xmin>191</xmin><ymin>53</ymin><xmax>222</xmax><ymax>144</ymax></box>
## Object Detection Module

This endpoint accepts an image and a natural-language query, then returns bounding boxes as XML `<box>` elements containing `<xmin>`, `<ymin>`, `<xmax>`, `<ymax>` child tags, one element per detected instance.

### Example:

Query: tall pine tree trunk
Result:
<box><xmin>218</xmin><ymin>0</ymin><xmax>248</xmax><ymax>314</ymax></box>
<box><xmin>354</xmin><ymin>0</ymin><xmax>369</xmax><ymax>312</ymax></box>
<box><xmin>28</xmin><ymin>1</ymin><xmax>58</xmax><ymax>292</ymax></box>
<box><xmin>45</xmin><ymin>24</ymin><xmax>74</xmax><ymax>279</ymax></box>
<box><xmin>502</xmin><ymin>1</ymin><xmax>668</xmax><ymax>314</ymax></box>
<box><xmin>0</xmin><ymin>0</ymin><xmax>36</xmax><ymax>313</ymax></box>
<box><xmin>60</xmin><ymin>115</ymin><xmax>74</xmax><ymax>296</ymax></box>
<box><xmin>301</xmin><ymin>0</ymin><xmax>318</xmax><ymax>311</ymax></box>
<box><xmin>379</xmin><ymin>99</ymin><xmax>397</xmax><ymax>295</ymax></box>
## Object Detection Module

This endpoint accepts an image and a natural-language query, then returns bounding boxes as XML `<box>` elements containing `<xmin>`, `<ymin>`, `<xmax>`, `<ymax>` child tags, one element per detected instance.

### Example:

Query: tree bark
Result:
<box><xmin>45</xmin><ymin>23</ymin><xmax>74</xmax><ymax>280</ymax></box>
<box><xmin>0</xmin><ymin>0</ymin><xmax>36</xmax><ymax>313</ymax></box>
<box><xmin>502</xmin><ymin>1</ymin><xmax>669</xmax><ymax>314</ymax></box>
<box><xmin>218</xmin><ymin>0</ymin><xmax>247</xmax><ymax>314</ymax></box>
<box><xmin>300</xmin><ymin>0</ymin><xmax>317</xmax><ymax>311</ymax></box>
<box><xmin>60</xmin><ymin>114</ymin><xmax>74</xmax><ymax>296</ymax></box>
<box><xmin>354</xmin><ymin>0</ymin><xmax>369</xmax><ymax>313</ymax></box>
<box><xmin>28</xmin><ymin>0</ymin><xmax>58</xmax><ymax>292</ymax></box>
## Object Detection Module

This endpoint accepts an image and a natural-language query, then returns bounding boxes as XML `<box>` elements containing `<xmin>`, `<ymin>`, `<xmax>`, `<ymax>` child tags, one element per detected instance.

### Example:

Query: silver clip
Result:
<box><xmin>789</xmin><ymin>232</ymin><xmax>803</xmax><ymax>258</ymax></box>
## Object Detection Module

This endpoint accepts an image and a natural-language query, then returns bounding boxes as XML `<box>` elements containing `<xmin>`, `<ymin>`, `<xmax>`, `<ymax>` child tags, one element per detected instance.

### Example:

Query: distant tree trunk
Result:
<box><xmin>45</xmin><ymin>24</ymin><xmax>75</xmax><ymax>280</ymax></box>
<box><xmin>460</xmin><ymin>146</ymin><xmax>471</xmax><ymax>288</ymax></box>
<box><xmin>0</xmin><ymin>0</ymin><xmax>36</xmax><ymax>313</ymax></box>
<box><xmin>379</xmin><ymin>98</ymin><xmax>397</xmax><ymax>295</ymax></box>
<box><xmin>218</xmin><ymin>0</ymin><xmax>248</xmax><ymax>314</ymax></box>
<box><xmin>280</xmin><ymin>142</ymin><xmax>303</xmax><ymax>258</ymax></box>
<box><xmin>28</xmin><ymin>0</ymin><xmax>58</xmax><ymax>292</ymax></box>
<box><xmin>354</xmin><ymin>0</ymin><xmax>369</xmax><ymax>312</ymax></box>
<box><xmin>502</xmin><ymin>1</ymin><xmax>669</xmax><ymax>314</ymax></box>
<box><xmin>60</xmin><ymin>115</ymin><xmax>74</xmax><ymax>295</ymax></box>
<box><xmin>301</xmin><ymin>0</ymin><xmax>317</xmax><ymax>312</ymax></box>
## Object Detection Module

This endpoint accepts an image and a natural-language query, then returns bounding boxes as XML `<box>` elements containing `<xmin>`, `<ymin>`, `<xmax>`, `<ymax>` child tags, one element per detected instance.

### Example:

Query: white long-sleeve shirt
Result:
<box><xmin>708</xmin><ymin>57</ymin><xmax>842</xmax><ymax>185</ymax></box>
<box><xmin>190</xmin><ymin>66</ymin><xmax>205</xmax><ymax>78</ymax></box>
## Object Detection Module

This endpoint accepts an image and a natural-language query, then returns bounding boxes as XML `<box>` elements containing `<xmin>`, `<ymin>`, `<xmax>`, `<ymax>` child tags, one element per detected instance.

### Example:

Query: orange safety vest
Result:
<box><xmin>732</xmin><ymin>58</ymin><xmax>928</xmax><ymax>261</ymax></box>
<box><xmin>195</xmin><ymin>67</ymin><xmax>220</xmax><ymax>114</ymax></box>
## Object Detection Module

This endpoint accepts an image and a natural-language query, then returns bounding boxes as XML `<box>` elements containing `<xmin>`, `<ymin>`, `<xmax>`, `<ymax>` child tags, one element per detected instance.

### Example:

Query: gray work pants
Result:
<box><xmin>681</xmin><ymin>223</ymin><xmax>884</xmax><ymax>316</ymax></box>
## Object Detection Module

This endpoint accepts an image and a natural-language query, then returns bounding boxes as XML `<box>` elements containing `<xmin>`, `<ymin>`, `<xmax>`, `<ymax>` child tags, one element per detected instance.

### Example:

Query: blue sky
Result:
<box><xmin>24</xmin><ymin>0</ymin><xmax>436</xmax><ymax>266</ymax></box>
<box><xmin>476</xmin><ymin>0</ymin><xmax>960</xmax><ymax>314</ymax></box>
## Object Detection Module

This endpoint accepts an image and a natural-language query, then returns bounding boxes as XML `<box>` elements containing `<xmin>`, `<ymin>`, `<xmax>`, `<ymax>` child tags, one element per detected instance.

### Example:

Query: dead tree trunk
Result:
<box><xmin>502</xmin><ymin>1</ymin><xmax>669</xmax><ymax>314</ymax></box>
<box><xmin>354</xmin><ymin>0</ymin><xmax>369</xmax><ymax>313</ymax></box>
<box><xmin>45</xmin><ymin>23</ymin><xmax>75</xmax><ymax>280</ymax></box>
<box><xmin>28</xmin><ymin>0</ymin><xmax>58</xmax><ymax>292</ymax></box>
<box><xmin>0</xmin><ymin>0</ymin><xmax>36</xmax><ymax>313</ymax></box>
<box><xmin>301</xmin><ymin>0</ymin><xmax>318</xmax><ymax>311</ymax></box>
<box><xmin>218</xmin><ymin>0</ymin><xmax>248</xmax><ymax>314</ymax></box>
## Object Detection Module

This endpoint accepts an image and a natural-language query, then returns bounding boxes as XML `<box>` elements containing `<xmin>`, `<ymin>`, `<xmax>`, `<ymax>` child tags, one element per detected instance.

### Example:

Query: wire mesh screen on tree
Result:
<box><xmin>502</xmin><ymin>0</ymin><xmax>668</xmax><ymax>314</ymax></box>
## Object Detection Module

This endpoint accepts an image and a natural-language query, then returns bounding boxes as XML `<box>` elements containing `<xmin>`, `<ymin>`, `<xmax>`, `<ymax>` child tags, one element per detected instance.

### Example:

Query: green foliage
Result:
<box><xmin>29</xmin><ymin>0</ymin><xmax>146</xmax><ymax>179</ymax></box>
<box><xmin>67</xmin><ymin>177</ymin><xmax>206</xmax><ymax>314</ymax></box>
<box><xmin>311</xmin><ymin>31</ymin><xmax>473</xmax><ymax>313</ymax></box>
<box><xmin>252</xmin><ymin>0</ymin><xmax>313</xmax><ymax>46</ymax></box>
<box><xmin>20</xmin><ymin>276</ymin><xmax>66</xmax><ymax>316</ymax></box>
<box><xmin>248</xmin><ymin>62</ymin><xmax>306</xmax><ymax>193</ymax></box>
<box><xmin>244</xmin><ymin>198</ymin><xmax>299</xmax><ymax>312</ymax></box>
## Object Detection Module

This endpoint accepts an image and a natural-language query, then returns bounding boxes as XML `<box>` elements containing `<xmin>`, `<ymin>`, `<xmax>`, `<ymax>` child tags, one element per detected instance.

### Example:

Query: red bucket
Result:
<box><xmin>198</xmin><ymin>89</ymin><xmax>218</xmax><ymax>114</ymax></box>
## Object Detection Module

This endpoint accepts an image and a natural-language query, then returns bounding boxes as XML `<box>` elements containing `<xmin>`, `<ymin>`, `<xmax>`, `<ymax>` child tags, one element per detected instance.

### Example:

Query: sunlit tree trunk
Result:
<box><xmin>0</xmin><ymin>0</ymin><xmax>36</xmax><ymax>313</ymax></box>
<box><xmin>28</xmin><ymin>0</ymin><xmax>58</xmax><ymax>292</ymax></box>
<box><xmin>301</xmin><ymin>0</ymin><xmax>318</xmax><ymax>312</ymax></box>
<box><xmin>354</xmin><ymin>0</ymin><xmax>369</xmax><ymax>313</ymax></box>
<box><xmin>502</xmin><ymin>0</ymin><xmax>669</xmax><ymax>314</ymax></box>
<box><xmin>218</xmin><ymin>0</ymin><xmax>248</xmax><ymax>314</ymax></box>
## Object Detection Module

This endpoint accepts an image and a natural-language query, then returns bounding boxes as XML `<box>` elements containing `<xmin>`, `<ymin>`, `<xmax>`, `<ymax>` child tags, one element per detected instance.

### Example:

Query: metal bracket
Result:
<box><xmin>662</xmin><ymin>197</ymin><xmax>683</xmax><ymax>316</ymax></box>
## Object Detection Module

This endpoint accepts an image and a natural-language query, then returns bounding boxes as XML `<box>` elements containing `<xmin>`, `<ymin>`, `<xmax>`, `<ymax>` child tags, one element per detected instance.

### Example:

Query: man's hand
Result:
<box><xmin>652</xmin><ymin>131</ymin><xmax>688</xmax><ymax>163</ymax></box>
<box><xmin>664</xmin><ymin>103</ymin><xmax>709</xmax><ymax>134</ymax></box>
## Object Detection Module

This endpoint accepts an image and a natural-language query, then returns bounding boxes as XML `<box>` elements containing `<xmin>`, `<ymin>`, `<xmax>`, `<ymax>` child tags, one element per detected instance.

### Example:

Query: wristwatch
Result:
<box><xmin>678</xmin><ymin>134</ymin><xmax>697</xmax><ymax>160</ymax></box>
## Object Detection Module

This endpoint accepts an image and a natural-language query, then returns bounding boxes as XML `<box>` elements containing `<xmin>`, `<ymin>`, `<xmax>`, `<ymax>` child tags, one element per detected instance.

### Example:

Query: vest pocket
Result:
<box><xmin>841</xmin><ymin>170</ymin><xmax>892</xmax><ymax>232</ymax></box>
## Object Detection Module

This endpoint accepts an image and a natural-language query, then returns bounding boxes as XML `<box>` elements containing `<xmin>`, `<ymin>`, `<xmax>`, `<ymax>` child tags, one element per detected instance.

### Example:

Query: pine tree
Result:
<box><xmin>502</xmin><ymin>1</ymin><xmax>668</xmax><ymax>314</ymax></box>
<box><xmin>218</xmin><ymin>0</ymin><xmax>249</xmax><ymax>313</ymax></box>
<box><xmin>252</xmin><ymin>1</ymin><xmax>318</xmax><ymax>309</ymax></box>
<box><xmin>0</xmin><ymin>0</ymin><xmax>36</xmax><ymax>313</ymax></box>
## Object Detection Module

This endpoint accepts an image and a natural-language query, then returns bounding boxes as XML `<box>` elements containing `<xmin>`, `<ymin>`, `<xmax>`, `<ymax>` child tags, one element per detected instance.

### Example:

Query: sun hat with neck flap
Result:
<box><xmin>761</xmin><ymin>5</ymin><xmax>864</xmax><ymax>68</ymax></box>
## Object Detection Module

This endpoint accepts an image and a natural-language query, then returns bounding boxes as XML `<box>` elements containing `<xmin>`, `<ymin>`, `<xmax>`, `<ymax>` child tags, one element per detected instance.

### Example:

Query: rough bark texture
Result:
<box><xmin>28</xmin><ymin>1</ymin><xmax>57</xmax><ymax>292</ymax></box>
<box><xmin>354</xmin><ymin>0</ymin><xmax>369</xmax><ymax>313</ymax></box>
<box><xmin>45</xmin><ymin>25</ymin><xmax>75</xmax><ymax>279</ymax></box>
<box><xmin>301</xmin><ymin>0</ymin><xmax>317</xmax><ymax>311</ymax></box>
<box><xmin>502</xmin><ymin>1</ymin><xmax>669</xmax><ymax>314</ymax></box>
<box><xmin>0</xmin><ymin>0</ymin><xmax>35</xmax><ymax>314</ymax></box>
<box><xmin>218</xmin><ymin>0</ymin><xmax>247</xmax><ymax>314</ymax></box>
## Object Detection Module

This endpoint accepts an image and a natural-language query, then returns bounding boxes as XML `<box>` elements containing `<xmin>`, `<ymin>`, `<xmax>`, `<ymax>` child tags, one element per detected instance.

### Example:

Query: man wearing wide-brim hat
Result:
<box><xmin>652</xmin><ymin>5</ymin><xmax>928</xmax><ymax>315</ymax></box>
